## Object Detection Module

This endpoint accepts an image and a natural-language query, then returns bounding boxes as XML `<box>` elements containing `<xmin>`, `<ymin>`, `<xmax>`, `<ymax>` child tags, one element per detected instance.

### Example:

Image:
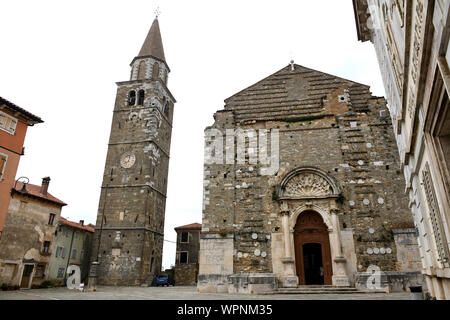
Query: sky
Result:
<box><xmin>0</xmin><ymin>0</ymin><xmax>385</xmax><ymax>270</ymax></box>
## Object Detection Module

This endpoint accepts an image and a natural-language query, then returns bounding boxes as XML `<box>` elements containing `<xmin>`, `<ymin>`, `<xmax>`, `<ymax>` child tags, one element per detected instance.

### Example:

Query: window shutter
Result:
<box><xmin>0</xmin><ymin>154</ymin><xmax>7</xmax><ymax>179</ymax></box>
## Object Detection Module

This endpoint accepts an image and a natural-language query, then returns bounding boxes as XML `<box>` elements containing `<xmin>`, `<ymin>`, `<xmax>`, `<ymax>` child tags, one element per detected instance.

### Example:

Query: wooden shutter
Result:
<box><xmin>0</xmin><ymin>154</ymin><xmax>7</xmax><ymax>179</ymax></box>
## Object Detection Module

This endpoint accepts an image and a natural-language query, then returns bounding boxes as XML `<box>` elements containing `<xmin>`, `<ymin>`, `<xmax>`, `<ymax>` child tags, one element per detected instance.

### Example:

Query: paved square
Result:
<box><xmin>0</xmin><ymin>286</ymin><xmax>412</xmax><ymax>300</ymax></box>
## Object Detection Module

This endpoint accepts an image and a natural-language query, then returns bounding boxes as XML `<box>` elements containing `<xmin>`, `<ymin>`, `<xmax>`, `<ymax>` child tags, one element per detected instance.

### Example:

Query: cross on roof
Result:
<box><xmin>154</xmin><ymin>6</ymin><xmax>161</xmax><ymax>18</ymax></box>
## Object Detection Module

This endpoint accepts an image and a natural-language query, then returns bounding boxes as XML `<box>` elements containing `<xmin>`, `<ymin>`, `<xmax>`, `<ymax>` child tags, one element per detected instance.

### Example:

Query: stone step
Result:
<box><xmin>275</xmin><ymin>290</ymin><xmax>360</xmax><ymax>294</ymax></box>
<box><xmin>274</xmin><ymin>286</ymin><xmax>361</xmax><ymax>294</ymax></box>
<box><xmin>289</xmin><ymin>286</ymin><xmax>357</xmax><ymax>291</ymax></box>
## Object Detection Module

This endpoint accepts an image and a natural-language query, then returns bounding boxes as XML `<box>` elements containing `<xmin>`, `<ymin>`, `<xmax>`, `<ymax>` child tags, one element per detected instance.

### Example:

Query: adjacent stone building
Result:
<box><xmin>0</xmin><ymin>177</ymin><xmax>67</xmax><ymax>288</ymax></box>
<box><xmin>0</xmin><ymin>96</ymin><xmax>43</xmax><ymax>241</ymax></box>
<box><xmin>198</xmin><ymin>63</ymin><xmax>422</xmax><ymax>294</ymax></box>
<box><xmin>48</xmin><ymin>217</ymin><xmax>94</xmax><ymax>285</ymax></box>
<box><xmin>174</xmin><ymin>223</ymin><xmax>201</xmax><ymax>286</ymax></box>
<box><xmin>89</xmin><ymin>17</ymin><xmax>176</xmax><ymax>286</ymax></box>
<box><xmin>353</xmin><ymin>0</ymin><xmax>450</xmax><ymax>299</ymax></box>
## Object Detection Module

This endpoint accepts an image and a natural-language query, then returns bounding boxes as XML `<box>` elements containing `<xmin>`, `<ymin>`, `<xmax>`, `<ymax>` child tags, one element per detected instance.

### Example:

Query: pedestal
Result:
<box><xmin>281</xmin><ymin>257</ymin><xmax>298</xmax><ymax>288</ymax></box>
<box><xmin>332</xmin><ymin>257</ymin><xmax>350</xmax><ymax>287</ymax></box>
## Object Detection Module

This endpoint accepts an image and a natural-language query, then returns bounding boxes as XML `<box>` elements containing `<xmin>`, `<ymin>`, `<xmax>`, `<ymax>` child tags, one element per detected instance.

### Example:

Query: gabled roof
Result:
<box><xmin>174</xmin><ymin>223</ymin><xmax>202</xmax><ymax>231</ymax></box>
<box><xmin>0</xmin><ymin>96</ymin><xmax>43</xmax><ymax>125</ymax></box>
<box><xmin>223</xmin><ymin>64</ymin><xmax>371</xmax><ymax>122</ymax></box>
<box><xmin>12</xmin><ymin>181</ymin><xmax>67</xmax><ymax>206</ymax></box>
<box><xmin>137</xmin><ymin>18</ymin><xmax>166</xmax><ymax>62</ymax></box>
<box><xmin>59</xmin><ymin>217</ymin><xmax>94</xmax><ymax>233</ymax></box>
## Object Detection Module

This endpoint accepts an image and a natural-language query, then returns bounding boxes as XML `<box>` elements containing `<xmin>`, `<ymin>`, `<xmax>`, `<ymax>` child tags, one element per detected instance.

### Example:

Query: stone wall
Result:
<box><xmin>0</xmin><ymin>194</ymin><xmax>61</xmax><ymax>287</ymax></box>
<box><xmin>89</xmin><ymin>55</ymin><xmax>175</xmax><ymax>286</ymax></box>
<box><xmin>174</xmin><ymin>263</ymin><xmax>198</xmax><ymax>286</ymax></box>
<box><xmin>198</xmin><ymin>64</ymin><xmax>421</xmax><ymax>293</ymax></box>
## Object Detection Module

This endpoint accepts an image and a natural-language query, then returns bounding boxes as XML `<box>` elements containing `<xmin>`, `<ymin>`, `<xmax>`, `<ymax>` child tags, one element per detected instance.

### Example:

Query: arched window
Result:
<box><xmin>137</xmin><ymin>60</ymin><xmax>146</xmax><ymax>80</ymax></box>
<box><xmin>164</xmin><ymin>101</ymin><xmax>170</xmax><ymax>117</ymax></box>
<box><xmin>128</xmin><ymin>90</ymin><xmax>136</xmax><ymax>106</ymax></box>
<box><xmin>138</xmin><ymin>90</ymin><xmax>145</xmax><ymax>105</ymax></box>
<box><xmin>152</xmin><ymin>62</ymin><xmax>160</xmax><ymax>79</ymax></box>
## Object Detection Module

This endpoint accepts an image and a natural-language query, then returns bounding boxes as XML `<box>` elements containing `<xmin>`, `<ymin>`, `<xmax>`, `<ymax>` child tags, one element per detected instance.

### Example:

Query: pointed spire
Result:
<box><xmin>138</xmin><ymin>17</ymin><xmax>166</xmax><ymax>62</ymax></box>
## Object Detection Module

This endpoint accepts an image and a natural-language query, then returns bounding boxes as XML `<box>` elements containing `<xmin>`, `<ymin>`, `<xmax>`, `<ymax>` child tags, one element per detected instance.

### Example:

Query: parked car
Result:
<box><xmin>155</xmin><ymin>273</ymin><xmax>169</xmax><ymax>287</ymax></box>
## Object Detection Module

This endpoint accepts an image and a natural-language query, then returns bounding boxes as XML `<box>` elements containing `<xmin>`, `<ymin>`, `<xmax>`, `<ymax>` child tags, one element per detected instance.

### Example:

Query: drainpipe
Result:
<box><xmin>63</xmin><ymin>227</ymin><xmax>75</xmax><ymax>284</ymax></box>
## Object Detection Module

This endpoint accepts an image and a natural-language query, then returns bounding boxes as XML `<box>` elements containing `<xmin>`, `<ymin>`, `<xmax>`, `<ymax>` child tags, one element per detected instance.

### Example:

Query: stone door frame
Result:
<box><xmin>275</xmin><ymin>167</ymin><xmax>350</xmax><ymax>287</ymax></box>
<box><xmin>19</xmin><ymin>263</ymin><xmax>35</xmax><ymax>289</ymax></box>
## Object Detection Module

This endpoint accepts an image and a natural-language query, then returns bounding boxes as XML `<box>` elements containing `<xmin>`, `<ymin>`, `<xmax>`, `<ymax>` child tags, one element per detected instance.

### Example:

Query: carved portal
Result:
<box><xmin>277</xmin><ymin>167</ymin><xmax>349</xmax><ymax>287</ymax></box>
<box><xmin>284</xmin><ymin>173</ymin><xmax>333</xmax><ymax>198</ymax></box>
<box><xmin>278</xmin><ymin>167</ymin><xmax>340</xmax><ymax>200</ymax></box>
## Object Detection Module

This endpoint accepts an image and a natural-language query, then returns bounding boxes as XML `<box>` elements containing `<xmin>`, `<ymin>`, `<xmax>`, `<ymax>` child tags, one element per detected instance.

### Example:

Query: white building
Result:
<box><xmin>353</xmin><ymin>0</ymin><xmax>450</xmax><ymax>299</ymax></box>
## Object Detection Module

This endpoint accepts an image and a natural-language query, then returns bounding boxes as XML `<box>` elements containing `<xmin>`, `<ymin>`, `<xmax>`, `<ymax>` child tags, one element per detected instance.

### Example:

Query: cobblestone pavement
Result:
<box><xmin>0</xmin><ymin>286</ymin><xmax>412</xmax><ymax>300</ymax></box>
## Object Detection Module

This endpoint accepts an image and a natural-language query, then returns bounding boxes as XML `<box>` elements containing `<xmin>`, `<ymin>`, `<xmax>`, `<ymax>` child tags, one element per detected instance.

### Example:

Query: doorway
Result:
<box><xmin>20</xmin><ymin>264</ymin><xmax>34</xmax><ymax>288</ymax></box>
<box><xmin>302</xmin><ymin>243</ymin><xmax>324</xmax><ymax>285</ymax></box>
<box><xmin>294</xmin><ymin>211</ymin><xmax>332</xmax><ymax>285</ymax></box>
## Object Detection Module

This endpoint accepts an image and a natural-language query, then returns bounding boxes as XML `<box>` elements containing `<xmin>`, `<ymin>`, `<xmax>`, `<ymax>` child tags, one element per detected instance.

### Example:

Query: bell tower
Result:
<box><xmin>90</xmin><ymin>17</ymin><xmax>175</xmax><ymax>286</ymax></box>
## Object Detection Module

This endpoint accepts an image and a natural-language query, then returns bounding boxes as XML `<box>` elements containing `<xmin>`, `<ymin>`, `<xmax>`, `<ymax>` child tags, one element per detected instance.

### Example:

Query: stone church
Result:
<box><xmin>198</xmin><ymin>63</ymin><xmax>422</xmax><ymax>294</ymax></box>
<box><xmin>89</xmin><ymin>18</ymin><xmax>175</xmax><ymax>286</ymax></box>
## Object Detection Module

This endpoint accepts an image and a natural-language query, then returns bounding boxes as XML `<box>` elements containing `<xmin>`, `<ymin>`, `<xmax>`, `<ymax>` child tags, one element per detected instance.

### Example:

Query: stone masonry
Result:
<box><xmin>174</xmin><ymin>223</ymin><xmax>201</xmax><ymax>286</ymax></box>
<box><xmin>89</xmin><ymin>18</ymin><xmax>176</xmax><ymax>286</ymax></box>
<box><xmin>198</xmin><ymin>63</ymin><xmax>422</xmax><ymax>294</ymax></box>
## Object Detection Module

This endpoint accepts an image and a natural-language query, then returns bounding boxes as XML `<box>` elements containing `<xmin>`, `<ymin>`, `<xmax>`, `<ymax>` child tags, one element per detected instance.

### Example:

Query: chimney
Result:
<box><xmin>40</xmin><ymin>177</ymin><xmax>51</xmax><ymax>195</ymax></box>
<box><xmin>79</xmin><ymin>220</ymin><xmax>84</xmax><ymax>226</ymax></box>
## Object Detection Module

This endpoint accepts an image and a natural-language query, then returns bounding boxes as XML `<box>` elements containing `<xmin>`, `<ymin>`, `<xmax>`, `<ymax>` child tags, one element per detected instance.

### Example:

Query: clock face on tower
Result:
<box><xmin>120</xmin><ymin>152</ymin><xmax>136</xmax><ymax>168</ymax></box>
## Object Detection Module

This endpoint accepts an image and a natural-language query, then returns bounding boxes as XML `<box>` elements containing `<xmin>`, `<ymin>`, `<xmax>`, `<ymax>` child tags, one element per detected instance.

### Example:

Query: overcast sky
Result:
<box><xmin>0</xmin><ymin>0</ymin><xmax>384</xmax><ymax>269</ymax></box>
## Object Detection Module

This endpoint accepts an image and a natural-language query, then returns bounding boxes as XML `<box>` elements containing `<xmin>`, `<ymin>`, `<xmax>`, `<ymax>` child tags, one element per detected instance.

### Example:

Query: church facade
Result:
<box><xmin>89</xmin><ymin>18</ymin><xmax>175</xmax><ymax>286</ymax></box>
<box><xmin>198</xmin><ymin>63</ymin><xmax>422</xmax><ymax>293</ymax></box>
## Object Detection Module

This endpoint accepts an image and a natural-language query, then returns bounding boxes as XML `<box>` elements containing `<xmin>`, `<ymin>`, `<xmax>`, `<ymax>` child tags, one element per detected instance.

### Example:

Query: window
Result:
<box><xmin>0</xmin><ymin>110</ymin><xmax>18</xmax><ymax>135</ymax></box>
<box><xmin>61</xmin><ymin>247</ymin><xmax>66</xmax><ymax>258</ymax></box>
<box><xmin>57</xmin><ymin>267</ymin><xmax>65</xmax><ymax>279</ymax></box>
<box><xmin>152</xmin><ymin>62</ymin><xmax>159</xmax><ymax>79</ymax></box>
<box><xmin>179</xmin><ymin>252</ymin><xmax>188</xmax><ymax>264</ymax></box>
<box><xmin>34</xmin><ymin>264</ymin><xmax>45</xmax><ymax>278</ymax></box>
<box><xmin>48</xmin><ymin>213</ymin><xmax>55</xmax><ymax>226</ymax></box>
<box><xmin>42</xmin><ymin>241</ymin><xmax>51</xmax><ymax>254</ymax></box>
<box><xmin>71</xmin><ymin>249</ymin><xmax>77</xmax><ymax>259</ymax></box>
<box><xmin>0</xmin><ymin>153</ymin><xmax>7</xmax><ymax>181</ymax></box>
<box><xmin>128</xmin><ymin>90</ymin><xmax>136</xmax><ymax>106</ymax></box>
<box><xmin>164</xmin><ymin>101</ymin><xmax>169</xmax><ymax>117</ymax></box>
<box><xmin>55</xmin><ymin>246</ymin><xmax>60</xmax><ymax>258</ymax></box>
<box><xmin>137</xmin><ymin>60</ymin><xmax>146</xmax><ymax>80</ymax></box>
<box><xmin>74</xmin><ymin>232</ymin><xmax>79</xmax><ymax>239</ymax></box>
<box><xmin>138</xmin><ymin>90</ymin><xmax>145</xmax><ymax>105</ymax></box>
<box><xmin>180</xmin><ymin>232</ymin><xmax>189</xmax><ymax>243</ymax></box>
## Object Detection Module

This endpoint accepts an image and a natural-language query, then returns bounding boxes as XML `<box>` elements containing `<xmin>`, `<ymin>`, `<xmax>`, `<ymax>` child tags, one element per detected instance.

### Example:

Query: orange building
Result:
<box><xmin>0</xmin><ymin>96</ymin><xmax>43</xmax><ymax>240</ymax></box>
